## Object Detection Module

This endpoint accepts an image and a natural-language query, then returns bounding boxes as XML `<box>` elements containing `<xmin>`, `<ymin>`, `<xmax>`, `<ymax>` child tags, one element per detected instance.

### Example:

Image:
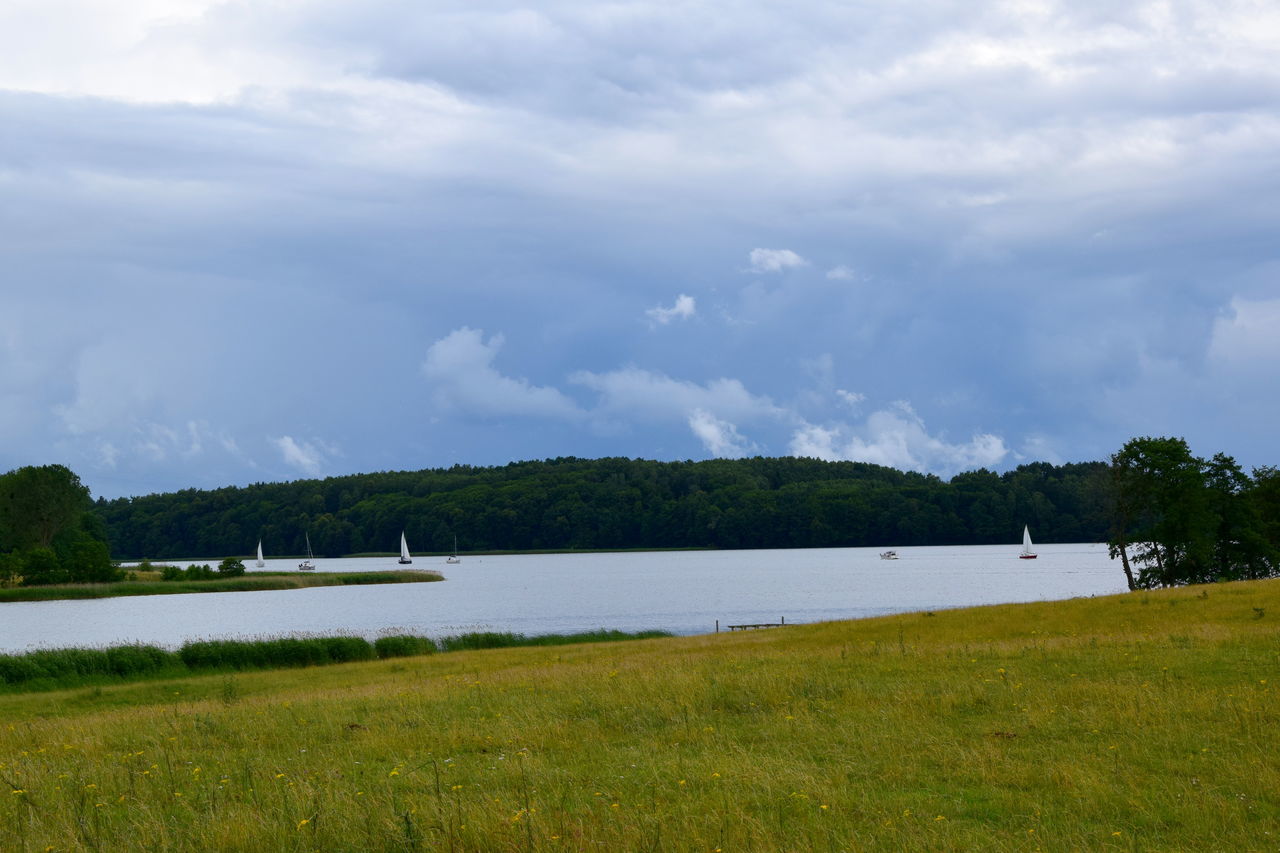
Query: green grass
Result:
<box><xmin>0</xmin><ymin>581</ymin><xmax>1278</xmax><ymax>850</ymax></box>
<box><xmin>0</xmin><ymin>570</ymin><xmax>443</xmax><ymax>602</ymax></box>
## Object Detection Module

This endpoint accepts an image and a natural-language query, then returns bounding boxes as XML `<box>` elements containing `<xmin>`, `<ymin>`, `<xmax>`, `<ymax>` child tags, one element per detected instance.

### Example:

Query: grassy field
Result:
<box><xmin>0</xmin><ymin>570</ymin><xmax>443</xmax><ymax>602</ymax></box>
<box><xmin>1</xmin><ymin>581</ymin><xmax>1277</xmax><ymax>851</ymax></box>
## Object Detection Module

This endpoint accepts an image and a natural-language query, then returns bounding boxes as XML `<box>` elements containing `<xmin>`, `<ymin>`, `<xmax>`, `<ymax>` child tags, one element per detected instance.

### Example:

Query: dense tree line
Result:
<box><xmin>1108</xmin><ymin>437</ymin><xmax>1280</xmax><ymax>589</ymax></box>
<box><xmin>95</xmin><ymin>456</ymin><xmax>1113</xmax><ymax>559</ymax></box>
<box><xmin>0</xmin><ymin>464</ymin><xmax>118</xmax><ymax>586</ymax></box>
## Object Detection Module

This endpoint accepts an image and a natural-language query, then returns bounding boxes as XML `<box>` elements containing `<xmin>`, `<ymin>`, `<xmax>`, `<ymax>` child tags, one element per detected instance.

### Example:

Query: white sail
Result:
<box><xmin>1020</xmin><ymin>525</ymin><xmax>1037</xmax><ymax>559</ymax></box>
<box><xmin>256</xmin><ymin>540</ymin><xmax>265</xmax><ymax>568</ymax></box>
<box><xmin>399</xmin><ymin>531</ymin><xmax>412</xmax><ymax>564</ymax></box>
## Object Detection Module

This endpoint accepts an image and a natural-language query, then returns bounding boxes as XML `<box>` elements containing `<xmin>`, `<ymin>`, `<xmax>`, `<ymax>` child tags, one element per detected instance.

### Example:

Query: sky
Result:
<box><xmin>2</xmin><ymin>0</ymin><xmax>1278</xmax><ymax>499</ymax></box>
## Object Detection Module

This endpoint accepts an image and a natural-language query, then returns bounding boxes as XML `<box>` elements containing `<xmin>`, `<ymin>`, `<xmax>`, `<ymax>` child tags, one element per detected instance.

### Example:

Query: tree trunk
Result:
<box><xmin>1117</xmin><ymin>541</ymin><xmax>1137</xmax><ymax>591</ymax></box>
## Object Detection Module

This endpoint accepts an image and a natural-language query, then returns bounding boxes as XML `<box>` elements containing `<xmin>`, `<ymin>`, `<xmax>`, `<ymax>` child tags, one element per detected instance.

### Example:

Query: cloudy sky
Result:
<box><xmin>2</xmin><ymin>0</ymin><xmax>1278</xmax><ymax>498</ymax></box>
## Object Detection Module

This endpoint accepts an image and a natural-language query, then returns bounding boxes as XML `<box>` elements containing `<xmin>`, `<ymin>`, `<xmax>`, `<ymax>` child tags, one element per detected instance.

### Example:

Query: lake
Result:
<box><xmin>0</xmin><ymin>544</ymin><xmax>1127</xmax><ymax>653</ymax></box>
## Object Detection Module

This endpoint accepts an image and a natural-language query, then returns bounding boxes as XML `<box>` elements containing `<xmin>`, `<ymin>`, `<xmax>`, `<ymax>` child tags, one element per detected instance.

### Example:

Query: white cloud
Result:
<box><xmin>835</xmin><ymin>389</ymin><xmax>866</xmax><ymax>409</ymax></box>
<box><xmin>688</xmin><ymin>409</ymin><xmax>754</xmax><ymax>458</ymax></box>
<box><xmin>826</xmin><ymin>265</ymin><xmax>856</xmax><ymax>280</ymax></box>
<box><xmin>788</xmin><ymin>402</ymin><xmax>1008</xmax><ymax>477</ymax></box>
<box><xmin>571</xmin><ymin>367</ymin><xmax>783</xmax><ymax>425</ymax></box>
<box><xmin>422</xmin><ymin>327</ymin><xmax>583</xmax><ymax>420</ymax></box>
<box><xmin>95</xmin><ymin>440</ymin><xmax>120</xmax><ymax>469</ymax></box>
<box><xmin>274</xmin><ymin>435</ymin><xmax>330</xmax><ymax>477</ymax></box>
<box><xmin>748</xmin><ymin>248</ymin><xmax>807</xmax><ymax>273</ymax></box>
<box><xmin>645</xmin><ymin>293</ymin><xmax>696</xmax><ymax>325</ymax></box>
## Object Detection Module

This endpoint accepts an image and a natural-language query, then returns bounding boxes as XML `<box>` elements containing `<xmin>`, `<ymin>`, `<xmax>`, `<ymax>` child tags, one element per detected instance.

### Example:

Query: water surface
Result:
<box><xmin>0</xmin><ymin>544</ymin><xmax>1126</xmax><ymax>653</ymax></box>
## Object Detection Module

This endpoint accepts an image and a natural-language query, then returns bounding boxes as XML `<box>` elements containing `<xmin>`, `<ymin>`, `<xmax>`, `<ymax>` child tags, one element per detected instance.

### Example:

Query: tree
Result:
<box><xmin>19</xmin><ymin>547</ymin><xmax>68</xmax><ymax>586</ymax></box>
<box><xmin>1203</xmin><ymin>454</ymin><xmax>1277</xmax><ymax>581</ymax></box>
<box><xmin>65</xmin><ymin>538</ymin><xmax>119</xmax><ymax>583</ymax></box>
<box><xmin>0</xmin><ymin>552</ymin><xmax>23</xmax><ymax>588</ymax></box>
<box><xmin>1108</xmin><ymin>437</ymin><xmax>1278</xmax><ymax>589</ymax></box>
<box><xmin>1249</xmin><ymin>467</ymin><xmax>1280</xmax><ymax>552</ymax></box>
<box><xmin>218</xmin><ymin>557</ymin><xmax>247</xmax><ymax>577</ymax></box>
<box><xmin>0</xmin><ymin>465</ymin><xmax>92</xmax><ymax>550</ymax></box>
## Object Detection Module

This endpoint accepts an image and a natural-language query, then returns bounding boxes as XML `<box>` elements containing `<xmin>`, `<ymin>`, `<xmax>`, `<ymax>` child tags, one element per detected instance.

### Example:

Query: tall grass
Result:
<box><xmin>0</xmin><ymin>630</ymin><xmax>673</xmax><ymax>691</ymax></box>
<box><xmin>0</xmin><ymin>581</ymin><xmax>1277</xmax><ymax>851</ymax></box>
<box><xmin>438</xmin><ymin>628</ymin><xmax>673</xmax><ymax>651</ymax></box>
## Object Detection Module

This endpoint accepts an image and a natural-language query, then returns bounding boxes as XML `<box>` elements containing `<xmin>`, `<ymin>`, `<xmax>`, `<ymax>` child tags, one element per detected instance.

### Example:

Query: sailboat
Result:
<box><xmin>446</xmin><ymin>534</ymin><xmax>461</xmax><ymax>564</ymax></box>
<box><xmin>298</xmin><ymin>533</ymin><xmax>316</xmax><ymax>571</ymax></box>
<box><xmin>398</xmin><ymin>531</ymin><xmax>413</xmax><ymax>565</ymax></box>
<box><xmin>1019</xmin><ymin>525</ymin><xmax>1038</xmax><ymax>560</ymax></box>
<box><xmin>255</xmin><ymin>540</ymin><xmax>265</xmax><ymax>568</ymax></box>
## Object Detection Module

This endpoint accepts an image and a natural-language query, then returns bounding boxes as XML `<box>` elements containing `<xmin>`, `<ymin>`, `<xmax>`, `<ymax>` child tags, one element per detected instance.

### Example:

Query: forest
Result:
<box><xmin>94</xmin><ymin>456</ymin><xmax>1113</xmax><ymax>559</ymax></box>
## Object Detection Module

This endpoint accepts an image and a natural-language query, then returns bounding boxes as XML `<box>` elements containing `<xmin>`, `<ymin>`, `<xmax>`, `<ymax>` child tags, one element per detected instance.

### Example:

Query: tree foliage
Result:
<box><xmin>1108</xmin><ymin>437</ymin><xmax>1279</xmax><ymax>589</ymax></box>
<box><xmin>96</xmin><ymin>456</ymin><xmax>1114</xmax><ymax>558</ymax></box>
<box><xmin>0</xmin><ymin>464</ymin><xmax>119</xmax><ymax>586</ymax></box>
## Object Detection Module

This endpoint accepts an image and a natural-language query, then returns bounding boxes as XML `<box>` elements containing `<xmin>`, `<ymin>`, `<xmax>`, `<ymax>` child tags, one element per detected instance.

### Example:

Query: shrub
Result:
<box><xmin>179</xmin><ymin>635</ymin><xmax>376</xmax><ymax>671</ymax></box>
<box><xmin>20</xmin><ymin>547</ymin><xmax>67</xmax><ymax>586</ymax></box>
<box><xmin>438</xmin><ymin>632</ymin><xmax>524</xmax><ymax>652</ymax></box>
<box><xmin>105</xmin><ymin>644</ymin><xmax>176</xmax><ymax>676</ymax></box>
<box><xmin>322</xmin><ymin>636</ymin><xmax>377</xmax><ymax>663</ymax></box>
<box><xmin>374</xmin><ymin>635</ymin><xmax>437</xmax><ymax>658</ymax></box>
<box><xmin>0</xmin><ymin>654</ymin><xmax>47</xmax><ymax>685</ymax></box>
<box><xmin>65</xmin><ymin>538</ymin><xmax>120</xmax><ymax>583</ymax></box>
<box><xmin>218</xmin><ymin>557</ymin><xmax>246</xmax><ymax>577</ymax></box>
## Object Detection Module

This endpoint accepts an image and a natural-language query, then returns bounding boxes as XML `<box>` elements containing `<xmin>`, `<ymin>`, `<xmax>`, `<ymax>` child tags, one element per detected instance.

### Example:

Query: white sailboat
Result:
<box><xmin>446</xmin><ymin>534</ymin><xmax>461</xmax><ymax>564</ymax></box>
<box><xmin>1019</xmin><ymin>525</ymin><xmax>1038</xmax><ymax>560</ymax></box>
<box><xmin>398</xmin><ymin>531</ymin><xmax>413</xmax><ymax>565</ymax></box>
<box><xmin>255</xmin><ymin>540</ymin><xmax>265</xmax><ymax>568</ymax></box>
<box><xmin>299</xmin><ymin>533</ymin><xmax>316</xmax><ymax>571</ymax></box>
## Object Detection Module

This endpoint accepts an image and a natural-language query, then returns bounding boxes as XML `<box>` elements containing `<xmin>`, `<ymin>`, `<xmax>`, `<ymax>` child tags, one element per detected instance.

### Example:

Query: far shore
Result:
<box><xmin>118</xmin><ymin>545</ymin><xmax>719</xmax><ymax>563</ymax></box>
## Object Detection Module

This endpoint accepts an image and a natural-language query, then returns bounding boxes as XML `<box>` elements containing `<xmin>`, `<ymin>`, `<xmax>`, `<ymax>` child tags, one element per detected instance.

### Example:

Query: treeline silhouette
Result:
<box><xmin>95</xmin><ymin>457</ymin><xmax>1111</xmax><ymax>559</ymax></box>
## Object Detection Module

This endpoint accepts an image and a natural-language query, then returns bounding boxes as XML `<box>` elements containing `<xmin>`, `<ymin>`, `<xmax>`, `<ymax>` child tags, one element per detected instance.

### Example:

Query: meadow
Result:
<box><xmin>0</xmin><ymin>570</ymin><xmax>443</xmax><ymax>602</ymax></box>
<box><xmin>1</xmin><ymin>580</ymin><xmax>1277</xmax><ymax>851</ymax></box>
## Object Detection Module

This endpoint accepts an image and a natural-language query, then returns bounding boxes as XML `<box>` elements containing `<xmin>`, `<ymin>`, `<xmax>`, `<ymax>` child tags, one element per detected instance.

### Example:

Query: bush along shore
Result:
<box><xmin>0</xmin><ymin>568</ymin><xmax>442</xmax><ymax>602</ymax></box>
<box><xmin>0</xmin><ymin>629</ymin><xmax>673</xmax><ymax>692</ymax></box>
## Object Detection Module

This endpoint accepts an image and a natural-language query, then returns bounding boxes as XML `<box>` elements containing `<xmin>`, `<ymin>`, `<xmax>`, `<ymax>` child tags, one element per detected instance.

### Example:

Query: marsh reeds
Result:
<box><xmin>0</xmin><ymin>569</ymin><xmax>443</xmax><ymax>602</ymax></box>
<box><xmin>0</xmin><ymin>631</ymin><xmax>673</xmax><ymax>692</ymax></box>
<box><xmin>1</xmin><ymin>580</ymin><xmax>1277</xmax><ymax>850</ymax></box>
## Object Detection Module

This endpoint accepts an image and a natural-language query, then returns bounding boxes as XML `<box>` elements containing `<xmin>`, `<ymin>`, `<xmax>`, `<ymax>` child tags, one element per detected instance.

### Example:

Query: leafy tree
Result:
<box><xmin>65</xmin><ymin>538</ymin><xmax>119</xmax><ymax>583</ymax></box>
<box><xmin>20</xmin><ymin>547</ymin><xmax>68</xmax><ymax>586</ymax></box>
<box><xmin>1249</xmin><ymin>467</ymin><xmax>1280</xmax><ymax>552</ymax></box>
<box><xmin>1203</xmin><ymin>454</ymin><xmax>1277</xmax><ymax>580</ymax></box>
<box><xmin>1108</xmin><ymin>437</ymin><xmax>1278</xmax><ymax>588</ymax></box>
<box><xmin>0</xmin><ymin>552</ymin><xmax>23</xmax><ymax>588</ymax></box>
<box><xmin>218</xmin><ymin>557</ymin><xmax>247</xmax><ymax>577</ymax></box>
<box><xmin>0</xmin><ymin>465</ymin><xmax>92</xmax><ymax>549</ymax></box>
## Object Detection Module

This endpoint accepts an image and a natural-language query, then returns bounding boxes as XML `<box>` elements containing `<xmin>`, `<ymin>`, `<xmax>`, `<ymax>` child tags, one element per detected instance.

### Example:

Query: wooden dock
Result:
<box><xmin>716</xmin><ymin>617</ymin><xmax>786</xmax><ymax>632</ymax></box>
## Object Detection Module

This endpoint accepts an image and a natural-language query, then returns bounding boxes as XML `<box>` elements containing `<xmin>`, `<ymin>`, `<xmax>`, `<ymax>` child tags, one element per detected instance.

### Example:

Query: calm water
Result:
<box><xmin>0</xmin><ymin>544</ymin><xmax>1126</xmax><ymax>653</ymax></box>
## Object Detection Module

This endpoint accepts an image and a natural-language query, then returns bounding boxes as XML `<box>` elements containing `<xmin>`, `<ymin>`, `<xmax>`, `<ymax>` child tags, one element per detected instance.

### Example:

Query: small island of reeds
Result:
<box><xmin>0</xmin><ymin>567</ymin><xmax>442</xmax><ymax>603</ymax></box>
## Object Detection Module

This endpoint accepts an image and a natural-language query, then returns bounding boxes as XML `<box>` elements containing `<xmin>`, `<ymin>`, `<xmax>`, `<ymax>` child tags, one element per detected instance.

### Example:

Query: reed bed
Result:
<box><xmin>0</xmin><ymin>631</ymin><xmax>673</xmax><ymax>692</ymax></box>
<box><xmin>1</xmin><ymin>581</ymin><xmax>1277</xmax><ymax>851</ymax></box>
<box><xmin>0</xmin><ymin>570</ymin><xmax>443</xmax><ymax>602</ymax></box>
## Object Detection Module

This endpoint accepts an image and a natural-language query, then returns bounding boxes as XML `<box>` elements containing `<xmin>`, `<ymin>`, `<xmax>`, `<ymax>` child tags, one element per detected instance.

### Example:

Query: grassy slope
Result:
<box><xmin>1</xmin><ymin>581</ymin><xmax>1278</xmax><ymax>851</ymax></box>
<box><xmin>0</xmin><ymin>570</ymin><xmax>443</xmax><ymax>602</ymax></box>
